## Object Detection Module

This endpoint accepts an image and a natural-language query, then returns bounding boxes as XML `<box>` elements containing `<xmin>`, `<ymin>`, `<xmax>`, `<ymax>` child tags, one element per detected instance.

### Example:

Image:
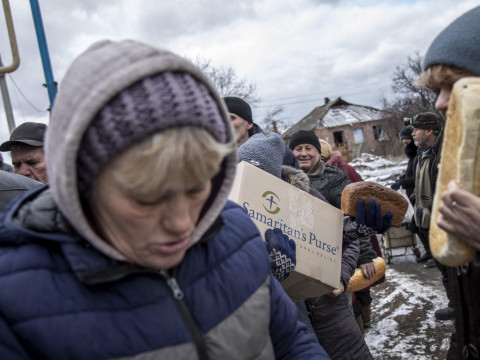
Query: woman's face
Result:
<box><xmin>90</xmin><ymin>167</ymin><xmax>212</xmax><ymax>270</ymax></box>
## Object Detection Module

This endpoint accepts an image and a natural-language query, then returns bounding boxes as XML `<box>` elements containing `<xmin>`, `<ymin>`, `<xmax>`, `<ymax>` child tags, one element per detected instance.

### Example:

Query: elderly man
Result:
<box><xmin>0</xmin><ymin>122</ymin><xmax>48</xmax><ymax>183</ymax></box>
<box><xmin>289</xmin><ymin>129</ymin><xmax>350</xmax><ymax>209</ymax></box>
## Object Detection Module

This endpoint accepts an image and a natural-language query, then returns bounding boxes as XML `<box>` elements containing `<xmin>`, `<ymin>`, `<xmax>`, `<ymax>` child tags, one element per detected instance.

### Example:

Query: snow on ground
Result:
<box><xmin>349</xmin><ymin>153</ymin><xmax>454</xmax><ymax>359</ymax></box>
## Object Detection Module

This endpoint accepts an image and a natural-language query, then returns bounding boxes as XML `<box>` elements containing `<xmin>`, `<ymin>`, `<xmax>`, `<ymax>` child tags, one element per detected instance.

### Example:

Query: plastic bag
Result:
<box><xmin>397</xmin><ymin>187</ymin><xmax>414</xmax><ymax>224</ymax></box>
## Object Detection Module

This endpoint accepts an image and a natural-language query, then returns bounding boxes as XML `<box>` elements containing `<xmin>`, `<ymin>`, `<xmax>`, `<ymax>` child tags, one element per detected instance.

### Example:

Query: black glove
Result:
<box><xmin>356</xmin><ymin>199</ymin><xmax>394</xmax><ymax>234</ymax></box>
<box><xmin>390</xmin><ymin>181</ymin><xmax>401</xmax><ymax>191</ymax></box>
<box><xmin>265</xmin><ymin>228</ymin><xmax>296</xmax><ymax>282</ymax></box>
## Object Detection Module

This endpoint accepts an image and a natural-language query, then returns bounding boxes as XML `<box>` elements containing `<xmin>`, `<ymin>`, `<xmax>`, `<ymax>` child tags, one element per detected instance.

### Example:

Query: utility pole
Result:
<box><xmin>0</xmin><ymin>55</ymin><xmax>16</xmax><ymax>133</ymax></box>
<box><xmin>30</xmin><ymin>0</ymin><xmax>57</xmax><ymax>108</ymax></box>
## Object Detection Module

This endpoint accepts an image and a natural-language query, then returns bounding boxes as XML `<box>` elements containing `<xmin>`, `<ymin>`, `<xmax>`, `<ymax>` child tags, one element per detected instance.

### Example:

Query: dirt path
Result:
<box><xmin>364</xmin><ymin>245</ymin><xmax>455</xmax><ymax>359</ymax></box>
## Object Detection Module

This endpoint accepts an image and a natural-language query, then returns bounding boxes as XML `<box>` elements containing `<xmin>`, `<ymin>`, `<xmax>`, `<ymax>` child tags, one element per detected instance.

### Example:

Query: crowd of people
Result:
<box><xmin>0</xmin><ymin>4</ymin><xmax>478</xmax><ymax>360</ymax></box>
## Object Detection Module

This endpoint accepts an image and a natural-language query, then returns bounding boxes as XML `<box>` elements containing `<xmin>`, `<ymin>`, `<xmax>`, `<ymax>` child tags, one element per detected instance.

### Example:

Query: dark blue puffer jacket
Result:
<box><xmin>0</xmin><ymin>186</ymin><xmax>328</xmax><ymax>360</ymax></box>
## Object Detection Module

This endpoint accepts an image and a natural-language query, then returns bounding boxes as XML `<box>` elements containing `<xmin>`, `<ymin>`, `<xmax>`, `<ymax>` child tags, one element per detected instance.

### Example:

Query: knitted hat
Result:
<box><xmin>288</xmin><ymin>130</ymin><xmax>321</xmax><ymax>154</ymax></box>
<box><xmin>77</xmin><ymin>72</ymin><xmax>227</xmax><ymax>193</ymax></box>
<box><xmin>423</xmin><ymin>6</ymin><xmax>480</xmax><ymax>76</ymax></box>
<box><xmin>399</xmin><ymin>125</ymin><xmax>414</xmax><ymax>140</ymax></box>
<box><xmin>0</xmin><ymin>122</ymin><xmax>47</xmax><ymax>151</ymax></box>
<box><xmin>46</xmin><ymin>40</ymin><xmax>236</xmax><ymax>262</ymax></box>
<box><xmin>223</xmin><ymin>97</ymin><xmax>253</xmax><ymax>123</ymax></box>
<box><xmin>318</xmin><ymin>139</ymin><xmax>332</xmax><ymax>162</ymax></box>
<box><xmin>412</xmin><ymin>112</ymin><xmax>442</xmax><ymax>130</ymax></box>
<box><xmin>238</xmin><ymin>132</ymin><xmax>285</xmax><ymax>178</ymax></box>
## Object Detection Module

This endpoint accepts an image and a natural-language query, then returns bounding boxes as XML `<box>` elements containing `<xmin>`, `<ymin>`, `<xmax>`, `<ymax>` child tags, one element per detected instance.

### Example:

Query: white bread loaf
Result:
<box><xmin>341</xmin><ymin>181</ymin><xmax>408</xmax><ymax>227</ymax></box>
<box><xmin>346</xmin><ymin>257</ymin><xmax>386</xmax><ymax>292</ymax></box>
<box><xmin>430</xmin><ymin>77</ymin><xmax>479</xmax><ymax>266</ymax></box>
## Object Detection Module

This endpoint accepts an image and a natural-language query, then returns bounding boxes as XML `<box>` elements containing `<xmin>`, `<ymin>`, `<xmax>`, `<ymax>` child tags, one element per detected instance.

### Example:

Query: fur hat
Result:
<box><xmin>223</xmin><ymin>97</ymin><xmax>253</xmax><ymax>123</ymax></box>
<box><xmin>399</xmin><ymin>125</ymin><xmax>414</xmax><ymax>140</ymax></box>
<box><xmin>288</xmin><ymin>130</ymin><xmax>321</xmax><ymax>154</ymax></box>
<box><xmin>412</xmin><ymin>112</ymin><xmax>442</xmax><ymax>130</ymax></box>
<box><xmin>423</xmin><ymin>6</ymin><xmax>480</xmax><ymax>76</ymax></box>
<box><xmin>238</xmin><ymin>133</ymin><xmax>285</xmax><ymax>178</ymax></box>
<box><xmin>318</xmin><ymin>139</ymin><xmax>332</xmax><ymax>162</ymax></box>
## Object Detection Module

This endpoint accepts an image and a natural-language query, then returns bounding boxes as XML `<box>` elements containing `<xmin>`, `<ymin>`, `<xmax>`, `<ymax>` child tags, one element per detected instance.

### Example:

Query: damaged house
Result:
<box><xmin>282</xmin><ymin>97</ymin><xmax>402</xmax><ymax>161</ymax></box>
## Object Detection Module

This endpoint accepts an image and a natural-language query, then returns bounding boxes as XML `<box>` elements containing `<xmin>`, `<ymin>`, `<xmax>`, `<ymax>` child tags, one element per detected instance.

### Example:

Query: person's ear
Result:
<box><xmin>246</xmin><ymin>122</ymin><xmax>253</xmax><ymax>130</ymax></box>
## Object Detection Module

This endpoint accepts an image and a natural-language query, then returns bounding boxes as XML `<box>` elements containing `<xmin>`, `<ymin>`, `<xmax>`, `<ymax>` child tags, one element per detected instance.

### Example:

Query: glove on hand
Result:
<box><xmin>390</xmin><ymin>181</ymin><xmax>401</xmax><ymax>191</ymax></box>
<box><xmin>356</xmin><ymin>199</ymin><xmax>393</xmax><ymax>234</ymax></box>
<box><xmin>265</xmin><ymin>228</ymin><xmax>296</xmax><ymax>282</ymax></box>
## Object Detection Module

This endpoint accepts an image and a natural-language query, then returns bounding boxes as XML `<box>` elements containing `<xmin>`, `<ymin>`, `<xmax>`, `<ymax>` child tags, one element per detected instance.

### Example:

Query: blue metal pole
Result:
<box><xmin>29</xmin><ymin>0</ymin><xmax>57</xmax><ymax>108</ymax></box>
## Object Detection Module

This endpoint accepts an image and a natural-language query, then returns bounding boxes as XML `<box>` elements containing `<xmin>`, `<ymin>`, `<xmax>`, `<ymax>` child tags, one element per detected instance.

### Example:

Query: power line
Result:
<box><xmin>7</xmin><ymin>74</ymin><xmax>44</xmax><ymax>113</ymax></box>
<box><xmin>259</xmin><ymin>79</ymin><xmax>391</xmax><ymax>104</ymax></box>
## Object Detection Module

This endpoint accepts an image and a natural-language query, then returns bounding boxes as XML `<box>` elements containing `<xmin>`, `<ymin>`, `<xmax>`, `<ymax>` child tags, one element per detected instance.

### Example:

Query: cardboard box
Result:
<box><xmin>228</xmin><ymin>161</ymin><xmax>343</xmax><ymax>302</ymax></box>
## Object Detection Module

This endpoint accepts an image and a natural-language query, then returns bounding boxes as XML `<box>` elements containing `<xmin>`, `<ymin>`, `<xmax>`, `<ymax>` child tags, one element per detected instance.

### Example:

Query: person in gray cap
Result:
<box><xmin>0</xmin><ymin>39</ymin><xmax>329</xmax><ymax>359</ymax></box>
<box><xmin>418</xmin><ymin>5</ymin><xmax>480</xmax><ymax>357</ymax></box>
<box><xmin>0</xmin><ymin>122</ymin><xmax>48</xmax><ymax>183</ymax></box>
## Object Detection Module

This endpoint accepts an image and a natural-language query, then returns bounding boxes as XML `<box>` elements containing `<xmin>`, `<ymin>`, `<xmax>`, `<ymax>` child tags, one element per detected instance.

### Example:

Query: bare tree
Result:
<box><xmin>193</xmin><ymin>57</ymin><xmax>260</xmax><ymax>106</ymax></box>
<box><xmin>262</xmin><ymin>106</ymin><xmax>287</xmax><ymax>135</ymax></box>
<box><xmin>382</xmin><ymin>52</ymin><xmax>440</xmax><ymax>131</ymax></box>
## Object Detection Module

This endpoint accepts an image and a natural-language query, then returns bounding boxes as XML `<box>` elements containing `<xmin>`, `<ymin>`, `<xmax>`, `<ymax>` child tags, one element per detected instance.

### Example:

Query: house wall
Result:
<box><xmin>314</xmin><ymin>119</ymin><xmax>403</xmax><ymax>160</ymax></box>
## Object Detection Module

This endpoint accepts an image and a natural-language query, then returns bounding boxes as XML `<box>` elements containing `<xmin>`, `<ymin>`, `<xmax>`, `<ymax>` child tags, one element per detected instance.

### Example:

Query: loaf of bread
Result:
<box><xmin>346</xmin><ymin>257</ymin><xmax>386</xmax><ymax>292</ymax></box>
<box><xmin>341</xmin><ymin>181</ymin><xmax>408</xmax><ymax>227</ymax></box>
<box><xmin>430</xmin><ymin>77</ymin><xmax>479</xmax><ymax>267</ymax></box>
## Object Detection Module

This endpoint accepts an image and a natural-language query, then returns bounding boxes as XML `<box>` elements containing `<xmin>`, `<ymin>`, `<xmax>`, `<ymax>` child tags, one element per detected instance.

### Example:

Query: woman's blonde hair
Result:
<box><xmin>418</xmin><ymin>64</ymin><xmax>473</xmax><ymax>88</ymax></box>
<box><xmin>104</xmin><ymin>126</ymin><xmax>235</xmax><ymax>199</ymax></box>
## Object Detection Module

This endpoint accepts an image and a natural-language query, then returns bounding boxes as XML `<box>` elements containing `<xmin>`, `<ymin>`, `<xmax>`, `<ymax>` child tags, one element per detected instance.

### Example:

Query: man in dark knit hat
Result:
<box><xmin>0</xmin><ymin>122</ymin><xmax>48</xmax><ymax>183</ymax></box>
<box><xmin>418</xmin><ymin>5</ymin><xmax>480</xmax><ymax>356</ymax></box>
<box><xmin>223</xmin><ymin>96</ymin><xmax>299</xmax><ymax>168</ymax></box>
<box><xmin>289</xmin><ymin>129</ymin><xmax>350</xmax><ymax>209</ymax></box>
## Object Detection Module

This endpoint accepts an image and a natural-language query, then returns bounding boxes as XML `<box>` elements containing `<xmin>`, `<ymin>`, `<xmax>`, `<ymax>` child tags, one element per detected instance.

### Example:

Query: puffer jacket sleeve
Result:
<box><xmin>339</xmin><ymin>239</ymin><xmax>360</xmax><ymax>289</ymax></box>
<box><xmin>0</xmin><ymin>315</ymin><xmax>31</xmax><ymax>359</ymax></box>
<box><xmin>357</xmin><ymin>236</ymin><xmax>378</xmax><ymax>266</ymax></box>
<box><xmin>269</xmin><ymin>277</ymin><xmax>330</xmax><ymax>359</ymax></box>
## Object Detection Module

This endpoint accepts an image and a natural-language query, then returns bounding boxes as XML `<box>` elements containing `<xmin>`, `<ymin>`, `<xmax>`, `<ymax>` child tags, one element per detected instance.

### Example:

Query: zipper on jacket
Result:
<box><xmin>159</xmin><ymin>270</ymin><xmax>209</xmax><ymax>360</ymax></box>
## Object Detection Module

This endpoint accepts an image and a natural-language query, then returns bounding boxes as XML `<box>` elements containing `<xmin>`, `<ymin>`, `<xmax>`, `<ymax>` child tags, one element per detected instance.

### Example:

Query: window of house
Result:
<box><xmin>333</xmin><ymin>131</ymin><xmax>345</xmax><ymax>145</ymax></box>
<box><xmin>353</xmin><ymin>128</ymin><xmax>364</xmax><ymax>144</ymax></box>
<box><xmin>373</xmin><ymin>125</ymin><xmax>388</xmax><ymax>141</ymax></box>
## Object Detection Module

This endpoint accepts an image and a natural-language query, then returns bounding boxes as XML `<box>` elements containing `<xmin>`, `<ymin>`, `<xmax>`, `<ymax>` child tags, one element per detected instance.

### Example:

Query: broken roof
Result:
<box><xmin>282</xmin><ymin>97</ymin><xmax>385</xmax><ymax>139</ymax></box>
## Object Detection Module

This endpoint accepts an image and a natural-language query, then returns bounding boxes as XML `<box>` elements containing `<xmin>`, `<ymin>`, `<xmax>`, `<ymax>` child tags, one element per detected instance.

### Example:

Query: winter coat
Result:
<box><xmin>447</xmin><ymin>254</ymin><xmax>480</xmax><ymax>360</ymax></box>
<box><xmin>0</xmin><ymin>171</ymin><xmax>40</xmax><ymax>210</ymax></box>
<box><xmin>326</xmin><ymin>152</ymin><xmax>362</xmax><ymax>183</ymax></box>
<box><xmin>398</xmin><ymin>141</ymin><xmax>418</xmax><ymax>199</ymax></box>
<box><xmin>412</xmin><ymin>131</ymin><xmax>443</xmax><ymax>229</ymax></box>
<box><xmin>0</xmin><ymin>40</ymin><xmax>329</xmax><ymax>360</ymax></box>
<box><xmin>0</xmin><ymin>186</ymin><xmax>327</xmax><ymax>360</ymax></box>
<box><xmin>307</xmin><ymin>160</ymin><xmax>351</xmax><ymax>210</ymax></box>
<box><xmin>306</xmin><ymin>238</ymin><xmax>373</xmax><ymax>360</ymax></box>
<box><xmin>283</xmin><ymin>165</ymin><xmax>372</xmax><ymax>359</ymax></box>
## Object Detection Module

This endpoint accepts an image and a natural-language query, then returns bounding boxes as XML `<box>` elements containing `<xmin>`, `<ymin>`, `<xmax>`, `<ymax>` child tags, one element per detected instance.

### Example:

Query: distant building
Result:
<box><xmin>282</xmin><ymin>97</ymin><xmax>401</xmax><ymax>161</ymax></box>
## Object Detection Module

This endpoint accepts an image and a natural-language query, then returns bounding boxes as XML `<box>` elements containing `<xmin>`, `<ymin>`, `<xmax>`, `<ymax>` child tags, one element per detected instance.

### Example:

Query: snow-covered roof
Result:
<box><xmin>282</xmin><ymin>97</ymin><xmax>385</xmax><ymax>139</ymax></box>
<box><xmin>321</xmin><ymin>104</ymin><xmax>384</xmax><ymax>127</ymax></box>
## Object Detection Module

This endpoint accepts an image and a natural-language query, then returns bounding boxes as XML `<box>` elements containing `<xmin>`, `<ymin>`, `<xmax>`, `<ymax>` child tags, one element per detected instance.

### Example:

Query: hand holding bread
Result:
<box><xmin>341</xmin><ymin>181</ymin><xmax>406</xmax><ymax>228</ymax></box>
<box><xmin>430</xmin><ymin>78</ymin><xmax>480</xmax><ymax>266</ymax></box>
<box><xmin>347</xmin><ymin>257</ymin><xmax>386</xmax><ymax>292</ymax></box>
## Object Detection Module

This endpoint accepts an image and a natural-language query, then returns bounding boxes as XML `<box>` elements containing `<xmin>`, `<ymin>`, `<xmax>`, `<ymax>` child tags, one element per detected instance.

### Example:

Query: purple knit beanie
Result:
<box><xmin>77</xmin><ymin>71</ymin><xmax>227</xmax><ymax>193</ymax></box>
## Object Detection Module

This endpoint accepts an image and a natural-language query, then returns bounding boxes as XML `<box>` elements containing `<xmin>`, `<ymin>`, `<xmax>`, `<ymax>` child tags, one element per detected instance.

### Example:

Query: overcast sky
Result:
<box><xmin>0</xmin><ymin>0</ymin><xmax>477</xmax><ymax>143</ymax></box>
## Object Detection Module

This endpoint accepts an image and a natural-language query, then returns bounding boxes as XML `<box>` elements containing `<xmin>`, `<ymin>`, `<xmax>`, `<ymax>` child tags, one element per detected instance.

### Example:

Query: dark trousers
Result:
<box><xmin>420</xmin><ymin>229</ymin><xmax>454</xmax><ymax>307</ymax></box>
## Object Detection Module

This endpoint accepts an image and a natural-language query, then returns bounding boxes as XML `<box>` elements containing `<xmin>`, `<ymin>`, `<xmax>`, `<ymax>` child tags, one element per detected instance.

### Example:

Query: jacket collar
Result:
<box><xmin>306</xmin><ymin>159</ymin><xmax>325</xmax><ymax>178</ymax></box>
